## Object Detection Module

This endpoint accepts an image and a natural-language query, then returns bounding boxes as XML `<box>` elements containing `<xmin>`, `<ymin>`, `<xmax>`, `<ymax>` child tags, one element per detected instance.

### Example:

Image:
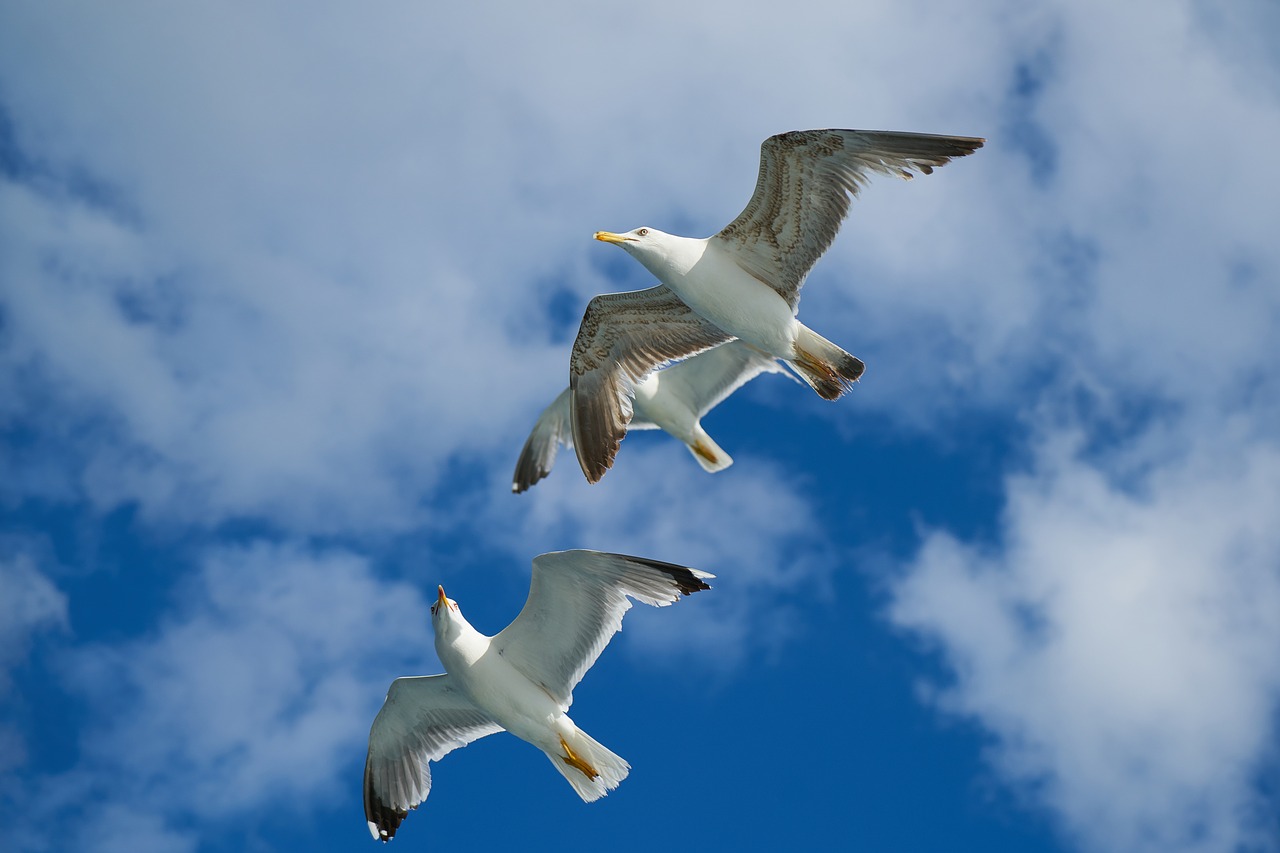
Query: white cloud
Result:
<box><xmin>0</xmin><ymin>553</ymin><xmax>67</xmax><ymax>692</ymax></box>
<box><xmin>890</xmin><ymin>433</ymin><xmax>1280</xmax><ymax>853</ymax></box>
<box><xmin>9</xmin><ymin>542</ymin><xmax>431</xmax><ymax>852</ymax></box>
<box><xmin>487</xmin><ymin>442</ymin><xmax>834</xmax><ymax>670</ymax></box>
<box><xmin>0</xmin><ymin>553</ymin><xmax>67</xmax><ymax>777</ymax></box>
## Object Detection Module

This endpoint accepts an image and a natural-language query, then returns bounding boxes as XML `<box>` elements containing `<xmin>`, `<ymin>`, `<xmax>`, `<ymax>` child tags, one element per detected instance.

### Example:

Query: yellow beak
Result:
<box><xmin>437</xmin><ymin>585</ymin><xmax>447</xmax><ymax>607</ymax></box>
<box><xmin>594</xmin><ymin>231</ymin><xmax>630</xmax><ymax>244</ymax></box>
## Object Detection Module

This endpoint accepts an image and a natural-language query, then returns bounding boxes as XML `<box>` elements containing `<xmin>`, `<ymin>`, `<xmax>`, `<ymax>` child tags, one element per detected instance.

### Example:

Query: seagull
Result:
<box><xmin>363</xmin><ymin>550</ymin><xmax>714</xmax><ymax>842</ymax></box>
<box><xmin>572</xmin><ymin>128</ymin><xmax>984</xmax><ymax>482</ymax></box>
<box><xmin>513</xmin><ymin>340</ymin><xmax>792</xmax><ymax>491</ymax></box>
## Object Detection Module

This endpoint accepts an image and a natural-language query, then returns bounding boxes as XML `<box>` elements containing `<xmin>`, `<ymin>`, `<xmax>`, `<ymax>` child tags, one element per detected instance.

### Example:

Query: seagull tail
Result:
<box><xmin>685</xmin><ymin>426</ymin><xmax>733</xmax><ymax>473</ymax></box>
<box><xmin>545</xmin><ymin>725</ymin><xmax>631</xmax><ymax>803</ymax></box>
<box><xmin>789</xmin><ymin>324</ymin><xmax>865</xmax><ymax>401</ymax></box>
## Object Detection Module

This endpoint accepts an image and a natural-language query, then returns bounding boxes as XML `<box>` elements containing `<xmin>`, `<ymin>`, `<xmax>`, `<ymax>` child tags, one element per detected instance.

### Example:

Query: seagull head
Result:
<box><xmin>594</xmin><ymin>227</ymin><xmax>699</xmax><ymax>280</ymax></box>
<box><xmin>594</xmin><ymin>227</ymin><xmax>657</xmax><ymax>248</ymax></box>
<box><xmin>594</xmin><ymin>227</ymin><xmax>666</xmax><ymax>258</ymax></box>
<box><xmin>430</xmin><ymin>585</ymin><xmax>460</xmax><ymax>627</ymax></box>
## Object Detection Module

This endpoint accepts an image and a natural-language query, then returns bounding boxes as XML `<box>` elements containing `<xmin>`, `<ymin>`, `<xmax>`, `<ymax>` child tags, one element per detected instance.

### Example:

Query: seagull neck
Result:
<box><xmin>638</xmin><ymin>235</ymin><xmax>707</xmax><ymax>281</ymax></box>
<box><xmin>435</xmin><ymin>620</ymin><xmax>486</xmax><ymax>668</ymax></box>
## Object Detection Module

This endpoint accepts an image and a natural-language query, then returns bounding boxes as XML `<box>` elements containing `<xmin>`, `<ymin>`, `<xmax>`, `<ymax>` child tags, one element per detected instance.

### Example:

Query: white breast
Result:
<box><xmin>646</xmin><ymin>238</ymin><xmax>797</xmax><ymax>357</ymax></box>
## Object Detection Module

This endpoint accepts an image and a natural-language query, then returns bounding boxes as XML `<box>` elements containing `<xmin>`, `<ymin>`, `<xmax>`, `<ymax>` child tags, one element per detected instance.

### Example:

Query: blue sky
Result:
<box><xmin>2</xmin><ymin>2</ymin><xmax>1279</xmax><ymax>852</ymax></box>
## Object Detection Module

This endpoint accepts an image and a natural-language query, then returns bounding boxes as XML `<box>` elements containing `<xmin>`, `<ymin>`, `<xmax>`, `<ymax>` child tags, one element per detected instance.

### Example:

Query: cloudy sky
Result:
<box><xmin>2</xmin><ymin>2</ymin><xmax>1279</xmax><ymax>851</ymax></box>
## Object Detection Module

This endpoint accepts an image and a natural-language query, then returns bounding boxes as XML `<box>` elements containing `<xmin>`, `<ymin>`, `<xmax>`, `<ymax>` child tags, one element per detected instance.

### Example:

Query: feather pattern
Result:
<box><xmin>569</xmin><ymin>285</ymin><xmax>733</xmax><ymax>483</ymax></box>
<box><xmin>715</xmin><ymin>129</ymin><xmax>985</xmax><ymax>308</ymax></box>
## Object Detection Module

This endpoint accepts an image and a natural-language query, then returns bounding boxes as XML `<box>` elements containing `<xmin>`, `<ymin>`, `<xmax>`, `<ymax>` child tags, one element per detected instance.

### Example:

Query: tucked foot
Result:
<box><xmin>559</xmin><ymin>735</ymin><xmax>600</xmax><ymax>780</ymax></box>
<box><xmin>691</xmin><ymin>438</ymin><xmax>720</xmax><ymax>466</ymax></box>
<box><xmin>791</xmin><ymin>325</ymin><xmax>864</xmax><ymax>400</ymax></box>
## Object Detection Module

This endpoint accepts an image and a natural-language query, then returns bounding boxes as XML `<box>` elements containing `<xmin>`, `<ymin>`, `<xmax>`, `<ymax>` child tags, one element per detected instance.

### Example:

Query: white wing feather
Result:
<box><xmin>363</xmin><ymin>675</ymin><xmax>503</xmax><ymax>841</ymax></box>
<box><xmin>492</xmin><ymin>551</ymin><xmax>713</xmax><ymax>709</ymax></box>
<box><xmin>653</xmin><ymin>340</ymin><xmax>789</xmax><ymax>417</ymax></box>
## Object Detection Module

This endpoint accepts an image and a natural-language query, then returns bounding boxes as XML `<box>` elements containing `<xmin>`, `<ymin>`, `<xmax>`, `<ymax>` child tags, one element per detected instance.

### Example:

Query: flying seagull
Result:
<box><xmin>513</xmin><ymin>340</ymin><xmax>791</xmax><ymax>491</ymax></box>
<box><xmin>363</xmin><ymin>550</ymin><xmax>713</xmax><ymax>842</ymax></box>
<box><xmin>573</xmin><ymin>128</ymin><xmax>984</xmax><ymax>482</ymax></box>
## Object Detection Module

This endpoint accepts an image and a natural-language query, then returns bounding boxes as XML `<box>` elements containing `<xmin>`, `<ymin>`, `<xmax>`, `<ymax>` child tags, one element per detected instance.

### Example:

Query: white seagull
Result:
<box><xmin>513</xmin><ymin>340</ymin><xmax>791</xmax><ymax>491</ymax></box>
<box><xmin>572</xmin><ymin>128</ymin><xmax>984</xmax><ymax>482</ymax></box>
<box><xmin>363</xmin><ymin>550</ymin><xmax>713</xmax><ymax>842</ymax></box>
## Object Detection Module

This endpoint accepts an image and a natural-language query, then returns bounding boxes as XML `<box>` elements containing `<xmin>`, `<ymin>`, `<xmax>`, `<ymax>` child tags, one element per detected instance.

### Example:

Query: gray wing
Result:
<box><xmin>714</xmin><ymin>129</ymin><xmax>985</xmax><ymax>308</ymax></box>
<box><xmin>655</xmin><ymin>340</ymin><xmax>790</xmax><ymax>418</ymax></box>
<box><xmin>492</xmin><ymin>550</ymin><xmax>714</xmax><ymax>709</ymax></box>
<box><xmin>363</xmin><ymin>675</ymin><xmax>503</xmax><ymax>842</ymax></box>
<box><xmin>512</xmin><ymin>387</ymin><xmax>573</xmax><ymax>493</ymax></box>
<box><xmin>570</xmin><ymin>285</ymin><xmax>733</xmax><ymax>484</ymax></box>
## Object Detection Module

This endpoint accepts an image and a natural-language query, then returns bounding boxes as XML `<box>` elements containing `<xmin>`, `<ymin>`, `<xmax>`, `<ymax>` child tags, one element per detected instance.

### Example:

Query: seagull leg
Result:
<box><xmin>559</xmin><ymin>735</ymin><xmax>600</xmax><ymax>780</ymax></box>
<box><xmin>691</xmin><ymin>438</ymin><xmax>720</xmax><ymax>466</ymax></box>
<box><xmin>791</xmin><ymin>325</ymin><xmax>865</xmax><ymax>401</ymax></box>
<box><xmin>792</xmin><ymin>346</ymin><xmax>844</xmax><ymax>400</ymax></box>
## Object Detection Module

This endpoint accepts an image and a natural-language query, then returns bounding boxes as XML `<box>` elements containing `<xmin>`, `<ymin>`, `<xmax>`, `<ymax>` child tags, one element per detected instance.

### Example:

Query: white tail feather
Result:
<box><xmin>544</xmin><ymin>726</ymin><xmax>631</xmax><ymax>803</ymax></box>
<box><xmin>685</xmin><ymin>427</ymin><xmax>733</xmax><ymax>473</ymax></box>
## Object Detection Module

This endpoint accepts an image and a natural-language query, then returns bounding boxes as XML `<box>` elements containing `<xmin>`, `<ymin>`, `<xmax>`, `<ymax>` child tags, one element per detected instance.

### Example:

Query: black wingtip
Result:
<box><xmin>364</xmin><ymin>757</ymin><xmax>408</xmax><ymax>842</ymax></box>
<box><xmin>626</xmin><ymin>555</ymin><xmax>713</xmax><ymax>595</ymax></box>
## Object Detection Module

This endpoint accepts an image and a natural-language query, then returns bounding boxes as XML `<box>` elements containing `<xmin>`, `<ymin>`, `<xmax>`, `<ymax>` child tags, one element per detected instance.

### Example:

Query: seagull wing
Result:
<box><xmin>713</xmin><ymin>129</ymin><xmax>985</xmax><ymax>308</ymax></box>
<box><xmin>655</xmin><ymin>340</ymin><xmax>790</xmax><ymax>418</ymax></box>
<box><xmin>364</xmin><ymin>674</ymin><xmax>503</xmax><ymax>842</ymax></box>
<box><xmin>492</xmin><ymin>550</ymin><xmax>713</xmax><ymax>709</ymax></box>
<box><xmin>570</xmin><ymin>285</ymin><xmax>733</xmax><ymax>483</ymax></box>
<box><xmin>512</xmin><ymin>387</ymin><xmax>573</xmax><ymax>493</ymax></box>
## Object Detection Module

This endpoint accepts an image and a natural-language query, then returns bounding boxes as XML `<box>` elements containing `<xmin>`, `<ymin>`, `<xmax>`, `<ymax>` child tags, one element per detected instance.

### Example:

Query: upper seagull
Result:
<box><xmin>513</xmin><ymin>340</ymin><xmax>790</xmax><ymax>492</ymax></box>
<box><xmin>573</xmin><ymin>128</ymin><xmax>984</xmax><ymax>482</ymax></box>
<box><xmin>363</xmin><ymin>550</ymin><xmax>713</xmax><ymax>843</ymax></box>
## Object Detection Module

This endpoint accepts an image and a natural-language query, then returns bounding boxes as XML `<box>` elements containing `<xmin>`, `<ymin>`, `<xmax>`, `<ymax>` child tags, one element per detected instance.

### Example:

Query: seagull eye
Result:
<box><xmin>430</xmin><ymin>604</ymin><xmax>437</xmax><ymax>615</ymax></box>
<box><xmin>637</xmin><ymin>228</ymin><xmax>649</xmax><ymax>237</ymax></box>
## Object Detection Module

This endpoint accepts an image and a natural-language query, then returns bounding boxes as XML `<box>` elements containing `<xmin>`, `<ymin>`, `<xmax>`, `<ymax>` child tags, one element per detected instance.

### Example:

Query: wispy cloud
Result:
<box><xmin>10</xmin><ymin>543</ymin><xmax>429</xmax><ymax>852</ymax></box>
<box><xmin>494</xmin><ymin>443</ymin><xmax>834</xmax><ymax>668</ymax></box>
<box><xmin>891</xmin><ymin>433</ymin><xmax>1280</xmax><ymax>852</ymax></box>
<box><xmin>0</xmin><ymin>552</ymin><xmax>67</xmax><ymax>779</ymax></box>
<box><xmin>0</xmin><ymin>554</ymin><xmax>67</xmax><ymax>693</ymax></box>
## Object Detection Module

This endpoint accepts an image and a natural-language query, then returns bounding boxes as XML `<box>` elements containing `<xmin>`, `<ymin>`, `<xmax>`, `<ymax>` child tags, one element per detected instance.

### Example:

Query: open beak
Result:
<box><xmin>594</xmin><ymin>231</ymin><xmax>631</xmax><ymax>244</ymax></box>
<box><xmin>437</xmin><ymin>585</ymin><xmax>447</xmax><ymax>607</ymax></box>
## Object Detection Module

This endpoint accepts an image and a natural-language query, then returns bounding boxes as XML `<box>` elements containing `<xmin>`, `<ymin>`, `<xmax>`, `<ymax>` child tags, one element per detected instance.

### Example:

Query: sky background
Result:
<box><xmin>2</xmin><ymin>2</ymin><xmax>1279</xmax><ymax>851</ymax></box>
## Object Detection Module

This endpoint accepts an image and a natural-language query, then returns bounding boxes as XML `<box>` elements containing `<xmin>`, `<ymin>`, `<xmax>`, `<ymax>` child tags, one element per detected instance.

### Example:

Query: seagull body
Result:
<box><xmin>573</xmin><ymin>128</ymin><xmax>985</xmax><ymax>482</ymax></box>
<box><xmin>513</xmin><ymin>340</ymin><xmax>790</xmax><ymax>491</ymax></box>
<box><xmin>363</xmin><ymin>550</ymin><xmax>713</xmax><ymax>842</ymax></box>
<box><xmin>596</xmin><ymin>229</ymin><xmax>798</xmax><ymax>357</ymax></box>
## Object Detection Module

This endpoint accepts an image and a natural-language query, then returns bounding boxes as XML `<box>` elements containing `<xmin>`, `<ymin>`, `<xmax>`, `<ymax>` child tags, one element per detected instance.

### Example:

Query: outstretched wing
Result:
<box><xmin>492</xmin><ymin>550</ymin><xmax>713</xmax><ymax>709</ymax></box>
<box><xmin>512</xmin><ymin>387</ymin><xmax>573</xmax><ymax>493</ymax></box>
<box><xmin>570</xmin><ymin>285</ymin><xmax>733</xmax><ymax>483</ymax></box>
<box><xmin>655</xmin><ymin>339</ymin><xmax>791</xmax><ymax>418</ymax></box>
<box><xmin>363</xmin><ymin>675</ymin><xmax>503</xmax><ymax>842</ymax></box>
<box><xmin>714</xmin><ymin>129</ymin><xmax>984</xmax><ymax>308</ymax></box>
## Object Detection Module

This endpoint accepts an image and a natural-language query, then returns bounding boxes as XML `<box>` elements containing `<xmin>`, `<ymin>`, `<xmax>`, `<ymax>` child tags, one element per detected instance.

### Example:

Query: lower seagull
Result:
<box><xmin>363</xmin><ymin>549</ymin><xmax>714</xmax><ymax>842</ymax></box>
